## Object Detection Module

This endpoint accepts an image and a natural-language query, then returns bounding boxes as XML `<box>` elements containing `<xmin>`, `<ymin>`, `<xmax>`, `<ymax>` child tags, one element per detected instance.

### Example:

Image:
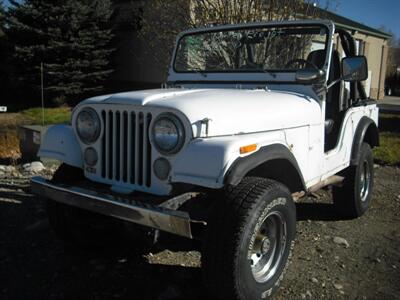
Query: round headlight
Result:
<box><xmin>152</xmin><ymin>114</ymin><xmax>185</xmax><ymax>154</ymax></box>
<box><xmin>76</xmin><ymin>108</ymin><xmax>101</xmax><ymax>144</ymax></box>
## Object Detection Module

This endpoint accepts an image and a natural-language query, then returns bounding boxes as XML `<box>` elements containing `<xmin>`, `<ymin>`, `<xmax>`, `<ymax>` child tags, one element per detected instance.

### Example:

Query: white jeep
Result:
<box><xmin>32</xmin><ymin>20</ymin><xmax>379</xmax><ymax>300</ymax></box>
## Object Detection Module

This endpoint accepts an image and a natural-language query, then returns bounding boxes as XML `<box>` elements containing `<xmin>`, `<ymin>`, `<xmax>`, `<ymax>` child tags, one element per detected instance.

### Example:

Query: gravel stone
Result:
<box><xmin>311</xmin><ymin>277</ymin><xmax>319</xmax><ymax>284</ymax></box>
<box><xmin>333</xmin><ymin>236</ymin><xmax>350</xmax><ymax>248</ymax></box>
<box><xmin>333</xmin><ymin>283</ymin><xmax>343</xmax><ymax>290</ymax></box>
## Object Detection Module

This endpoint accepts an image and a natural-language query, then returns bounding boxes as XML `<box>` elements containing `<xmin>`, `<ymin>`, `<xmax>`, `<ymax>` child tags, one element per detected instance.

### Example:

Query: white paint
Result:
<box><xmin>81</xmin><ymin>88</ymin><xmax>321</xmax><ymax>138</ymax></box>
<box><xmin>38</xmin><ymin>125</ymin><xmax>83</xmax><ymax>168</ymax></box>
<box><xmin>365</xmin><ymin>70</ymin><xmax>372</xmax><ymax>98</ymax></box>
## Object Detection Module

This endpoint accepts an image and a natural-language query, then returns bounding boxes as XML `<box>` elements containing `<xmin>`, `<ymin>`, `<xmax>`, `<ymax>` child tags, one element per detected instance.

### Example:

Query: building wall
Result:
<box><xmin>354</xmin><ymin>33</ymin><xmax>388</xmax><ymax>100</ymax></box>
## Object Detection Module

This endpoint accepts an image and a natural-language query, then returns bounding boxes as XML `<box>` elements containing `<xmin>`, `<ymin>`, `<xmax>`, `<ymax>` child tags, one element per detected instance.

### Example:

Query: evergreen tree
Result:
<box><xmin>0</xmin><ymin>0</ymin><xmax>13</xmax><ymax>107</ymax></box>
<box><xmin>0</xmin><ymin>1</ymin><xmax>4</xmax><ymax>33</ymax></box>
<box><xmin>7</xmin><ymin>0</ymin><xmax>114</xmax><ymax>106</ymax></box>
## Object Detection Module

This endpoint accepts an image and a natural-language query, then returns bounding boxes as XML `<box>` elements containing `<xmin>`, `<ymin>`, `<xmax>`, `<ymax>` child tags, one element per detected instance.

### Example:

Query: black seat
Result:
<box><xmin>306</xmin><ymin>49</ymin><xmax>326</xmax><ymax>69</ymax></box>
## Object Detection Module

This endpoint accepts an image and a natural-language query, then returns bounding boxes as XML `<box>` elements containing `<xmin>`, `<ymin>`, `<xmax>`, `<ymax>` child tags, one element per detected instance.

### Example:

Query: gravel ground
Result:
<box><xmin>0</xmin><ymin>165</ymin><xmax>399</xmax><ymax>300</ymax></box>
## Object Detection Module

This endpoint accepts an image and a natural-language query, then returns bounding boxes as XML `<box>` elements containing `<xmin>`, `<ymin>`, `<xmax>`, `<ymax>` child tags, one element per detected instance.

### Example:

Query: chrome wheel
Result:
<box><xmin>359</xmin><ymin>160</ymin><xmax>371</xmax><ymax>202</ymax></box>
<box><xmin>250</xmin><ymin>210</ymin><xmax>287</xmax><ymax>283</ymax></box>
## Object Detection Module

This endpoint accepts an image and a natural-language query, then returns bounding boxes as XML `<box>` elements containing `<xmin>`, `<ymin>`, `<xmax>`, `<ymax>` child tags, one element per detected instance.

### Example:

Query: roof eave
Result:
<box><xmin>334</xmin><ymin>22</ymin><xmax>392</xmax><ymax>39</ymax></box>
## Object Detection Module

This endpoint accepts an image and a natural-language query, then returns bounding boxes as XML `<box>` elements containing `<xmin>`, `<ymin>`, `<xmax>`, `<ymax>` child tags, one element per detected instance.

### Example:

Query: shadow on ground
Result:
<box><xmin>0</xmin><ymin>187</ymin><xmax>207</xmax><ymax>300</ymax></box>
<box><xmin>295</xmin><ymin>202</ymin><xmax>348</xmax><ymax>222</ymax></box>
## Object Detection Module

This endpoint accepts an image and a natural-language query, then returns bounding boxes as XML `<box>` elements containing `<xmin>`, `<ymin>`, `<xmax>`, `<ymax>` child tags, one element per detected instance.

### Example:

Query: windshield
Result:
<box><xmin>174</xmin><ymin>25</ymin><xmax>328</xmax><ymax>73</ymax></box>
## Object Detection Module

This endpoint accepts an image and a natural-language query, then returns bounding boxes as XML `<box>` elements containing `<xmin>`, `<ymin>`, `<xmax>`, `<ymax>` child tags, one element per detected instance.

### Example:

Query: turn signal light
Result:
<box><xmin>240</xmin><ymin>144</ymin><xmax>257</xmax><ymax>154</ymax></box>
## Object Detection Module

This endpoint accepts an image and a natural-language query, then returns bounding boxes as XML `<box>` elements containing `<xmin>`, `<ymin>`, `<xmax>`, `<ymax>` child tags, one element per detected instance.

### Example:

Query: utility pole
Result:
<box><xmin>41</xmin><ymin>62</ymin><xmax>45</xmax><ymax>126</ymax></box>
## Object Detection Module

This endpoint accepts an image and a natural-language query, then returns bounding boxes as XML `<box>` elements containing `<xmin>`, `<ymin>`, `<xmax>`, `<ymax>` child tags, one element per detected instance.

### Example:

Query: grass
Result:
<box><xmin>0</xmin><ymin>131</ymin><xmax>20</xmax><ymax>162</ymax></box>
<box><xmin>372</xmin><ymin>113</ymin><xmax>400</xmax><ymax>166</ymax></box>
<box><xmin>373</xmin><ymin>132</ymin><xmax>400</xmax><ymax>165</ymax></box>
<box><xmin>20</xmin><ymin>107</ymin><xmax>71</xmax><ymax>126</ymax></box>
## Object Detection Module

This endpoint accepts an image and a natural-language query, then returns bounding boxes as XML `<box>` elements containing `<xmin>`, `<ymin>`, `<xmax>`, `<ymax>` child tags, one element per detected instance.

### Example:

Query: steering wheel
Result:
<box><xmin>284</xmin><ymin>58</ymin><xmax>319</xmax><ymax>70</ymax></box>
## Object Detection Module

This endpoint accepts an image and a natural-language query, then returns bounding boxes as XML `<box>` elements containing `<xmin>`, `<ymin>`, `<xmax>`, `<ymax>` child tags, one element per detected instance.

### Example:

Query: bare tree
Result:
<box><xmin>378</xmin><ymin>26</ymin><xmax>400</xmax><ymax>81</ymax></box>
<box><xmin>136</xmin><ymin>0</ymin><xmax>339</xmax><ymax>77</ymax></box>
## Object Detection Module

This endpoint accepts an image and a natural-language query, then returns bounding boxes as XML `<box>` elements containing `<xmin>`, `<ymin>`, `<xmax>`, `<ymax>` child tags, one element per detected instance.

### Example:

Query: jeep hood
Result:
<box><xmin>82</xmin><ymin>88</ymin><xmax>321</xmax><ymax>137</ymax></box>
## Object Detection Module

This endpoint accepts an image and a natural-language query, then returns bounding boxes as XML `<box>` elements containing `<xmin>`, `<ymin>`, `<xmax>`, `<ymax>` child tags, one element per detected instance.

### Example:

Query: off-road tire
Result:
<box><xmin>46</xmin><ymin>163</ymin><xmax>124</xmax><ymax>247</ymax></box>
<box><xmin>202</xmin><ymin>177</ymin><xmax>296</xmax><ymax>300</ymax></box>
<box><xmin>333</xmin><ymin>143</ymin><xmax>374</xmax><ymax>218</ymax></box>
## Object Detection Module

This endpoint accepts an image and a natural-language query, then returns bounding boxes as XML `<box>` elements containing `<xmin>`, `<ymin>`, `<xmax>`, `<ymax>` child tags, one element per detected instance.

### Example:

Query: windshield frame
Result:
<box><xmin>169</xmin><ymin>20</ymin><xmax>334</xmax><ymax>84</ymax></box>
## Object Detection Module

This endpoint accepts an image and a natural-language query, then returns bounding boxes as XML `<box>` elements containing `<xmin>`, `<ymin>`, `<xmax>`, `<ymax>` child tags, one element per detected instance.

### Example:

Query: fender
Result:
<box><xmin>350</xmin><ymin>116</ymin><xmax>379</xmax><ymax>165</ymax></box>
<box><xmin>224</xmin><ymin>144</ymin><xmax>306</xmax><ymax>191</ymax></box>
<box><xmin>38</xmin><ymin>125</ymin><xmax>83</xmax><ymax>168</ymax></box>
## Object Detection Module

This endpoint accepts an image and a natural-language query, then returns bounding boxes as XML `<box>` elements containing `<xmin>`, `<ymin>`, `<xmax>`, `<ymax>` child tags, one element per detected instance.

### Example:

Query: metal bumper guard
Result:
<box><xmin>31</xmin><ymin>176</ymin><xmax>198</xmax><ymax>238</ymax></box>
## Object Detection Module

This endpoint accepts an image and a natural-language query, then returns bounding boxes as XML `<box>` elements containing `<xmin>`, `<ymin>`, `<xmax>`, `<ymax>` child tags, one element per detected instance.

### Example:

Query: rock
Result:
<box><xmin>311</xmin><ymin>277</ymin><xmax>318</xmax><ymax>284</ymax></box>
<box><xmin>23</xmin><ymin>161</ymin><xmax>45</xmax><ymax>173</ymax></box>
<box><xmin>118</xmin><ymin>258</ymin><xmax>127</xmax><ymax>263</ymax></box>
<box><xmin>0</xmin><ymin>165</ymin><xmax>16</xmax><ymax>173</ymax></box>
<box><xmin>333</xmin><ymin>283</ymin><xmax>343</xmax><ymax>290</ymax></box>
<box><xmin>333</xmin><ymin>236</ymin><xmax>350</xmax><ymax>248</ymax></box>
<box><xmin>306</xmin><ymin>290</ymin><xmax>312</xmax><ymax>298</ymax></box>
<box><xmin>300</xmin><ymin>293</ymin><xmax>306</xmax><ymax>299</ymax></box>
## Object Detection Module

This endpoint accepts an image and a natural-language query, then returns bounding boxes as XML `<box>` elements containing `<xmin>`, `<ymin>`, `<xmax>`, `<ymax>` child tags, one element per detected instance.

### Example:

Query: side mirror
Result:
<box><xmin>295</xmin><ymin>69</ymin><xmax>325</xmax><ymax>84</ymax></box>
<box><xmin>341</xmin><ymin>56</ymin><xmax>368</xmax><ymax>82</ymax></box>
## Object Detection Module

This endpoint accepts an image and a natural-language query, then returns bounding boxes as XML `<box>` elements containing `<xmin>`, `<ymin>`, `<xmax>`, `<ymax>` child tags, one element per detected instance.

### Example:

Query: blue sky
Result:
<box><xmin>4</xmin><ymin>0</ymin><xmax>400</xmax><ymax>39</ymax></box>
<box><xmin>322</xmin><ymin>0</ymin><xmax>400</xmax><ymax>40</ymax></box>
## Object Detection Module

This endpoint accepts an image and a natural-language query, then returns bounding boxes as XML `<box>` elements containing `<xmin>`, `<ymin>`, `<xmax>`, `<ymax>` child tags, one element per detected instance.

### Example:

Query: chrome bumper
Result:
<box><xmin>30</xmin><ymin>176</ymin><xmax>198</xmax><ymax>238</ymax></box>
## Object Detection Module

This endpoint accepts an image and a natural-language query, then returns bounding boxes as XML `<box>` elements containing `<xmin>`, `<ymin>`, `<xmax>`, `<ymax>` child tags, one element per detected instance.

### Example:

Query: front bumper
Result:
<box><xmin>31</xmin><ymin>176</ymin><xmax>200</xmax><ymax>238</ymax></box>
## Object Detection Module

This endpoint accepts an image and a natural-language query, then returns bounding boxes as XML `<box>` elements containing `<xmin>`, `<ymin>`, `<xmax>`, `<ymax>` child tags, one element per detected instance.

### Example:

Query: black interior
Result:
<box><xmin>307</xmin><ymin>49</ymin><xmax>343</xmax><ymax>151</ymax></box>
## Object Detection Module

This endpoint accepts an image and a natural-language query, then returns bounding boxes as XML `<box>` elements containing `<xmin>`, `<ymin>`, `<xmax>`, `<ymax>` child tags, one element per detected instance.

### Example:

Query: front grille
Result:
<box><xmin>100</xmin><ymin>109</ymin><xmax>152</xmax><ymax>187</ymax></box>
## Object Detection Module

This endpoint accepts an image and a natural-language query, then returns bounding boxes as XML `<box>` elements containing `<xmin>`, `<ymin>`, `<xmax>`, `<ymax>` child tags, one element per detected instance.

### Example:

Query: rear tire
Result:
<box><xmin>202</xmin><ymin>177</ymin><xmax>296</xmax><ymax>300</ymax></box>
<box><xmin>333</xmin><ymin>143</ymin><xmax>374</xmax><ymax>218</ymax></box>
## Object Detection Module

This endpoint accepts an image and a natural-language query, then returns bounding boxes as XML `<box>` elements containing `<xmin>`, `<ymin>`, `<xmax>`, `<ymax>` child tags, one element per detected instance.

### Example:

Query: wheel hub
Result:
<box><xmin>249</xmin><ymin>210</ymin><xmax>287</xmax><ymax>283</ymax></box>
<box><xmin>359</xmin><ymin>160</ymin><xmax>371</xmax><ymax>202</ymax></box>
<box><xmin>261</xmin><ymin>237</ymin><xmax>271</xmax><ymax>254</ymax></box>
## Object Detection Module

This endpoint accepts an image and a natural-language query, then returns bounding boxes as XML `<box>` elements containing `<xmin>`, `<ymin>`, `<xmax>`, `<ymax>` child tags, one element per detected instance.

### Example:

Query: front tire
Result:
<box><xmin>202</xmin><ymin>177</ymin><xmax>296</xmax><ymax>300</ymax></box>
<box><xmin>333</xmin><ymin>143</ymin><xmax>374</xmax><ymax>218</ymax></box>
